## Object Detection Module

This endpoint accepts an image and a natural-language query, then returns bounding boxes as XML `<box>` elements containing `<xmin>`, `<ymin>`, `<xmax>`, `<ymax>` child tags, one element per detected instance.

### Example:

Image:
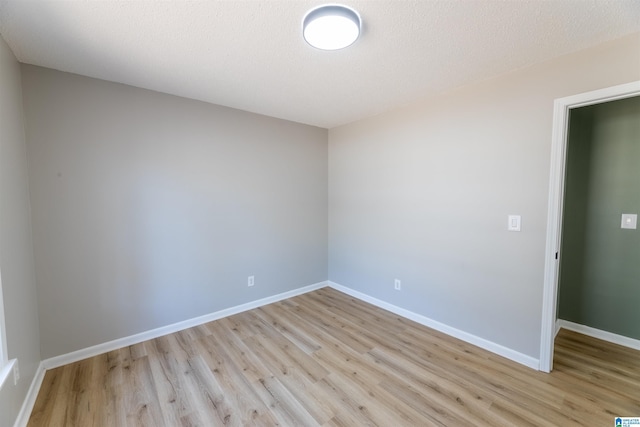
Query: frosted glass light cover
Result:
<box><xmin>303</xmin><ymin>5</ymin><xmax>361</xmax><ymax>50</ymax></box>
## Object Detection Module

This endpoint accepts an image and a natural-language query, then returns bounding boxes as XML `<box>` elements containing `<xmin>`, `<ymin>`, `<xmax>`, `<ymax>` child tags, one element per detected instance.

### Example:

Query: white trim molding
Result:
<box><xmin>540</xmin><ymin>80</ymin><xmax>640</xmax><ymax>373</ymax></box>
<box><xmin>13</xmin><ymin>362</ymin><xmax>46</xmax><ymax>427</ymax></box>
<box><xmin>329</xmin><ymin>281</ymin><xmax>540</xmax><ymax>370</ymax></box>
<box><xmin>17</xmin><ymin>278</ymin><xmax>545</xmax><ymax>424</ymax></box>
<box><xmin>15</xmin><ymin>281</ymin><xmax>326</xmax><ymax>425</ymax></box>
<box><xmin>558</xmin><ymin>320</ymin><xmax>640</xmax><ymax>351</ymax></box>
<box><xmin>0</xmin><ymin>270</ymin><xmax>10</xmax><ymax>378</ymax></box>
<box><xmin>0</xmin><ymin>358</ymin><xmax>16</xmax><ymax>391</ymax></box>
<box><xmin>43</xmin><ymin>281</ymin><xmax>327</xmax><ymax>370</ymax></box>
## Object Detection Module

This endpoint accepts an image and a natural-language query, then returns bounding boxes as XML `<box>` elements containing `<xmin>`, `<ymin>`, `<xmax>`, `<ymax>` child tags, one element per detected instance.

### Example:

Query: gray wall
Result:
<box><xmin>559</xmin><ymin>96</ymin><xmax>640</xmax><ymax>339</ymax></box>
<box><xmin>328</xmin><ymin>33</ymin><xmax>640</xmax><ymax>359</ymax></box>
<box><xmin>0</xmin><ymin>36</ymin><xmax>41</xmax><ymax>427</ymax></box>
<box><xmin>21</xmin><ymin>65</ymin><xmax>328</xmax><ymax>359</ymax></box>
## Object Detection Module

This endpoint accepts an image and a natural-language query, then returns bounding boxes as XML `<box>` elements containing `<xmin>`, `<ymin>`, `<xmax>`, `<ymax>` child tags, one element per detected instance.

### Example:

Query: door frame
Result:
<box><xmin>539</xmin><ymin>80</ymin><xmax>640</xmax><ymax>373</ymax></box>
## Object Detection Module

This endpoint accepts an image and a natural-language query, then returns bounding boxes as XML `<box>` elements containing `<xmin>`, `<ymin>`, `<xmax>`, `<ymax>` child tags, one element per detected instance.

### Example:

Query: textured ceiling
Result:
<box><xmin>1</xmin><ymin>1</ymin><xmax>639</xmax><ymax>128</ymax></box>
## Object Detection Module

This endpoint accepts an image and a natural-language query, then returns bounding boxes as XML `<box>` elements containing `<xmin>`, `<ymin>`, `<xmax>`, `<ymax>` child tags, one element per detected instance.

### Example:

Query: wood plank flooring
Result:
<box><xmin>27</xmin><ymin>287</ymin><xmax>640</xmax><ymax>426</ymax></box>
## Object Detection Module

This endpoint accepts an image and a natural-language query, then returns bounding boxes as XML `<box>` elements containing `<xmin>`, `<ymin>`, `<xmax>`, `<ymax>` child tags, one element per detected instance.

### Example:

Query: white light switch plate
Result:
<box><xmin>508</xmin><ymin>215</ymin><xmax>521</xmax><ymax>232</ymax></box>
<box><xmin>621</xmin><ymin>214</ymin><xmax>637</xmax><ymax>230</ymax></box>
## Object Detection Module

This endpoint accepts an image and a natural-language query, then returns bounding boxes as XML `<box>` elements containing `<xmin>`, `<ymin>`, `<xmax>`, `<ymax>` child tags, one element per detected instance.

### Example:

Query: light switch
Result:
<box><xmin>621</xmin><ymin>214</ymin><xmax>637</xmax><ymax>230</ymax></box>
<box><xmin>508</xmin><ymin>215</ymin><xmax>521</xmax><ymax>232</ymax></box>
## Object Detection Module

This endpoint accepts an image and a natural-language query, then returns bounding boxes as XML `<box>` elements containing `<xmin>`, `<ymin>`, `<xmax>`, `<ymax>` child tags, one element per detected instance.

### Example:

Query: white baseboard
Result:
<box><xmin>555</xmin><ymin>319</ymin><xmax>562</xmax><ymax>337</ymax></box>
<box><xmin>43</xmin><ymin>281</ymin><xmax>327</xmax><ymax>370</ymax></box>
<box><xmin>328</xmin><ymin>281</ymin><xmax>540</xmax><ymax>370</ymax></box>
<box><xmin>22</xmin><ymin>278</ymin><xmax>546</xmax><ymax>425</ymax></box>
<box><xmin>13</xmin><ymin>361</ymin><xmax>45</xmax><ymax>427</ymax></box>
<box><xmin>557</xmin><ymin>319</ymin><xmax>640</xmax><ymax>351</ymax></box>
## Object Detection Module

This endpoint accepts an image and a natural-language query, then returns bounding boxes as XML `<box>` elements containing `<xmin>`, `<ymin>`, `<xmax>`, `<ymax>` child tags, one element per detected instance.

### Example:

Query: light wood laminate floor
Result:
<box><xmin>28</xmin><ymin>287</ymin><xmax>640</xmax><ymax>426</ymax></box>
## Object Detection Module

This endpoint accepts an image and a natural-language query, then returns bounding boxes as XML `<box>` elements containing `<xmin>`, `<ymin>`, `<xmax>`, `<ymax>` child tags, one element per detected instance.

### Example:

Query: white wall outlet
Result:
<box><xmin>248</xmin><ymin>275</ymin><xmax>255</xmax><ymax>287</ymax></box>
<box><xmin>508</xmin><ymin>215</ymin><xmax>521</xmax><ymax>232</ymax></box>
<box><xmin>13</xmin><ymin>360</ymin><xmax>19</xmax><ymax>385</ymax></box>
<box><xmin>621</xmin><ymin>214</ymin><xmax>637</xmax><ymax>230</ymax></box>
<box><xmin>394</xmin><ymin>279</ymin><xmax>401</xmax><ymax>290</ymax></box>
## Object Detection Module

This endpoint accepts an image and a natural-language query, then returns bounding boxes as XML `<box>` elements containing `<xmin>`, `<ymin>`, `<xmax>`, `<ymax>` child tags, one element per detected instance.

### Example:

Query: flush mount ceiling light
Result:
<box><xmin>303</xmin><ymin>4</ymin><xmax>361</xmax><ymax>50</ymax></box>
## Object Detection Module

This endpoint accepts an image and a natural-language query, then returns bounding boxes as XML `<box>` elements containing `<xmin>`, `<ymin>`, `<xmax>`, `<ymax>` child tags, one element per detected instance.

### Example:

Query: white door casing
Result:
<box><xmin>539</xmin><ymin>81</ymin><xmax>640</xmax><ymax>373</ymax></box>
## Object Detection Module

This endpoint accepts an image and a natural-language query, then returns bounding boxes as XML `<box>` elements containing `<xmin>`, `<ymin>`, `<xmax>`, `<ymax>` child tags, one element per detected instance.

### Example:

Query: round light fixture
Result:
<box><xmin>302</xmin><ymin>4</ymin><xmax>361</xmax><ymax>50</ymax></box>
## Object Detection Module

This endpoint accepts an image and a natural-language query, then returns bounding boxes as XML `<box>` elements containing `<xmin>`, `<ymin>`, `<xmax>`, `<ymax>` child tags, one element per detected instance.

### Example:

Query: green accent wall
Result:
<box><xmin>558</xmin><ymin>96</ymin><xmax>640</xmax><ymax>339</ymax></box>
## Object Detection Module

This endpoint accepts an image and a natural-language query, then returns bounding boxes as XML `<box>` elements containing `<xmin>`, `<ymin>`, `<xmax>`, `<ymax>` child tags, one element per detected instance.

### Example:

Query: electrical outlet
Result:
<box><xmin>394</xmin><ymin>279</ymin><xmax>401</xmax><ymax>290</ymax></box>
<box><xmin>13</xmin><ymin>360</ymin><xmax>19</xmax><ymax>385</ymax></box>
<box><xmin>248</xmin><ymin>275</ymin><xmax>255</xmax><ymax>287</ymax></box>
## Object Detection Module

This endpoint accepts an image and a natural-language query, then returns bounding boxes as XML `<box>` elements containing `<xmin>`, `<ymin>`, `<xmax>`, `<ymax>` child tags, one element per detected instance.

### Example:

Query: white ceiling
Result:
<box><xmin>1</xmin><ymin>1</ymin><xmax>639</xmax><ymax>129</ymax></box>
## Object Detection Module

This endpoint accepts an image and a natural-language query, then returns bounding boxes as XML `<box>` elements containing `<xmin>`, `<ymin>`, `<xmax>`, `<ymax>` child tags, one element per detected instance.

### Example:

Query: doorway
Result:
<box><xmin>539</xmin><ymin>81</ymin><xmax>640</xmax><ymax>373</ymax></box>
<box><xmin>557</xmin><ymin>96</ymin><xmax>640</xmax><ymax>341</ymax></box>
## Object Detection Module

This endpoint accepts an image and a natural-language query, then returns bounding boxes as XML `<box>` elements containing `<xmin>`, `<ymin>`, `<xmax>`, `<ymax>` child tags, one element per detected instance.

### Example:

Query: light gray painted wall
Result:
<box><xmin>559</xmin><ymin>96</ymin><xmax>640</xmax><ymax>339</ymax></box>
<box><xmin>21</xmin><ymin>65</ymin><xmax>328</xmax><ymax>359</ymax></box>
<box><xmin>328</xmin><ymin>33</ymin><xmax>640</xmax><ymax>358</ymax></box>
<box><xmin>0</xmin><ymin>36</ymin><xmax>41</xmax><ymax>427</ymax></box>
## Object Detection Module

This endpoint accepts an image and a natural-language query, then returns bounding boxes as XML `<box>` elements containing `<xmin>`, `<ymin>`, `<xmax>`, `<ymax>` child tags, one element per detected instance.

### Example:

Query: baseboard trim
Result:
<box><xmin>328</xmin><ymin>281</ymin><xmax>540</xmax><ymax>370</ymax></box>
<box><xmin>557</xmin><ymin>319</ymin><xmax>640</xmax><ymax>351</ymax></box>
<box><xmin>43</xmin><ymin>281</ymin><xmax>327</xmax><ymax>370</ymax></box>
<box><xmin>24</xmin><ymin>278</ymin><xmax>546</xmax><ymax>425</ymax></box>
<box><xmin>13</xmin><ymin>361</ymin><xmax>45</xmax><ymax>427</ymax></box>
<box><xmin>555</xmin><ymin>319</ymin><xmax>562</xmax><ymax>337</ymax></box>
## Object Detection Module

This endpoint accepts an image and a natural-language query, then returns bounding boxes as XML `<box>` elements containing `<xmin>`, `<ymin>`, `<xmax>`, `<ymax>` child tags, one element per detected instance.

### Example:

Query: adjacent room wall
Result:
<box><xmin>556</xmin><ymin>106</ymin><xmax>593</xmax><ymax>323</ymax></box>
<box><xmin>0</xmin><ymin>36</ymin><xmax>41</xmax><ymax>427</ymax></box>
<box><xmin>558</xmin><ymin>96</ymin><xmax>640</xmax><ymax>339</ymax></box>
<box><xmin>21</xmin><ymin>65</ymin><xmax>328</xmax><ymax>359</ymax></box>
<box><xmin>328</xmin><ymin>33</ymin><xmax>640</xmax><ymax>359</ymax></box>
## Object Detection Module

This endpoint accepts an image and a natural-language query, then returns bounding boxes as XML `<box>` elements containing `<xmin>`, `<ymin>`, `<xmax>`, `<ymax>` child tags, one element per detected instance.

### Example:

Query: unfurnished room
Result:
<box><xmin>0</xmin><ymin>1</ymin><xmax>639</xmax><ymax>426</ymax></box>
